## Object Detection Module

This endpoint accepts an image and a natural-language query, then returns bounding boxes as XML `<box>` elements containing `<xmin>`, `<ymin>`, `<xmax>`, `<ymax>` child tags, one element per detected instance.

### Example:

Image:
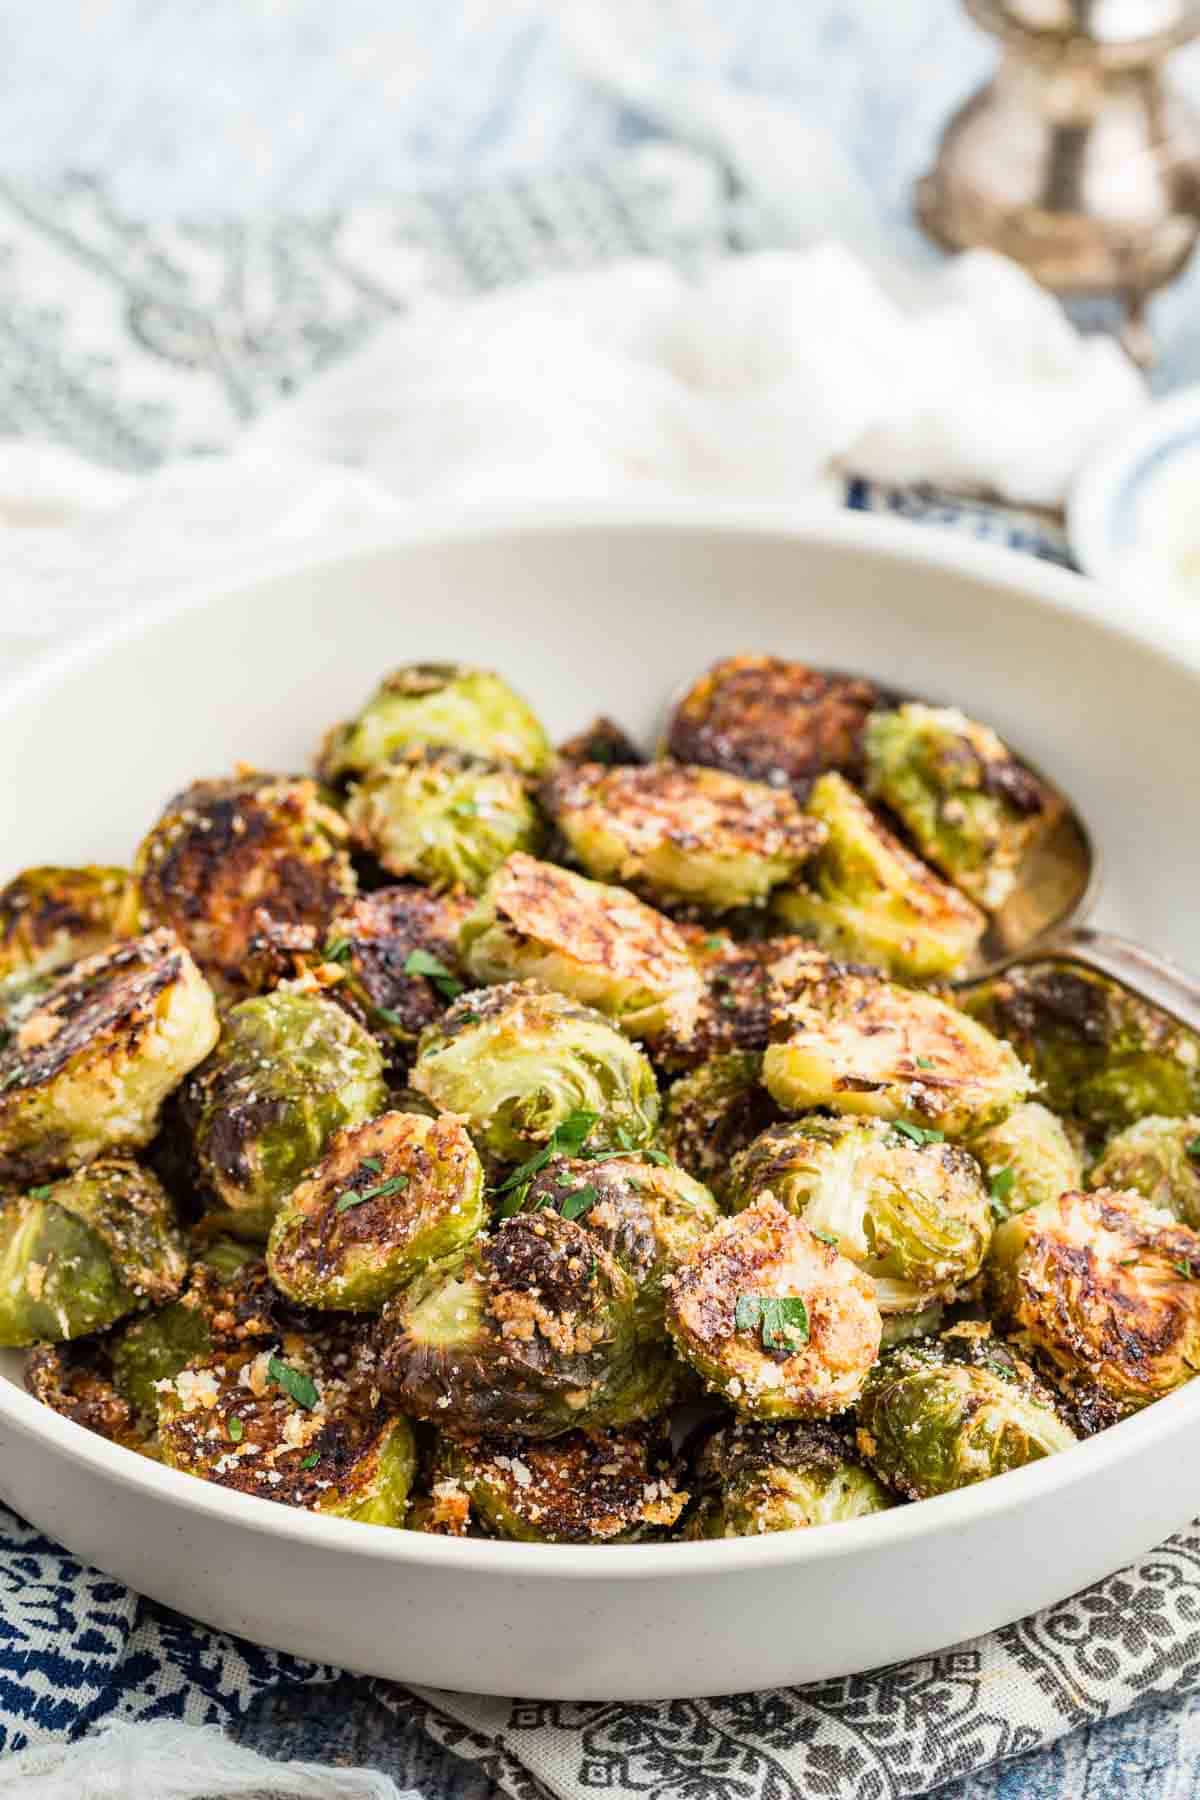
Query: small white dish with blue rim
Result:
<box><xmin>1070</xmin><ymin>383</ymin><xmax>1200</xmax><ymax>607</ymax></box>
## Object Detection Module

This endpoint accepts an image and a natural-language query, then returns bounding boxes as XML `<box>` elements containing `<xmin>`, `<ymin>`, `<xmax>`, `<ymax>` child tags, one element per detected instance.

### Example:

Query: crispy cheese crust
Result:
<box><xmin>435</xmin><ymin>1424</ymin><xmax>687</xmax><ymax>1542</ymax></box>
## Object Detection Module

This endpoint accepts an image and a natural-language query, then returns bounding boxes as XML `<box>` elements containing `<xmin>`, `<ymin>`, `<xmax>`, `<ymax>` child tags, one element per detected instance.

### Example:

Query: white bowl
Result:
<box><xmin>1</xmin><ymin>502</ymin><xmax>1198</xmax><ymax>1702</ymax></box>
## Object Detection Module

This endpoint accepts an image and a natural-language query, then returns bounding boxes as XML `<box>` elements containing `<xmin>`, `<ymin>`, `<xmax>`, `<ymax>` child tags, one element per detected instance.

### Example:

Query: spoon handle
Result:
<box><xmin>1037</xmin><ymin>925</ymin><xmax>1200</xmax><ymax>1033</ymax></box>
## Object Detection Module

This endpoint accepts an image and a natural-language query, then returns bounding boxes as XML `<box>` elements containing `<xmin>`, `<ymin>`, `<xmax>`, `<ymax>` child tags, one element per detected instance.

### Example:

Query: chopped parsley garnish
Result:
<box><xmin>336</xmin><ymin>1173</ymin><xmax>409</xmax><ymax>1214</ymax></box>
<box><xmin>915</xmin><ymin>1056</ymin><xmax>935</xmax><ymax>1070</ymax></box>
<box><xmin>988</xmin><ymin>1167</ymin><xmax>1016</xmax><ymax>1217</ymax></box>
<box><xmin>27</xmin><ymin>1185</ymin><xmax>53</xmax><ymax>1201</ymax></box>
<box><xmin>734</xmin><ymin>1294</ymin><xmax>810</xmax><ymax>1352</ymax></box>
<box><xmin>324</xmin><ymin>937</ymin><xmax>353</xmax><ymax>964</ymax></box>
<box><xmin>892</xmin><ymin>1122</ymin><xmax>945</xmax><ymax>1147</ymax></box>
<box><xmin>1119</xmin><ymin>1257</ymin><xmax>1140</xmax><ymax>1267</ymax></box>
<box><xmin>300</xmin><ymin>1450</ymin><xmax>321</xmax><ymax>1470</ymax></box>
<box><xmin>228</xmin><ymin>1415</ymin><xmax>244</xmax><ymax>1443</ymax></box>
<box><xmin>494</xmin><ymin>1109</ymin><xmax>600</xmax><ymax>1215</ymax></box>
<box><xmin>809</xmin><ymin>1228</ymin><xmax>840</xmax><ymax>1248</ymax></box>
<box><xmin>447</xmin><ymin>798</ymin><xmax>478</xmax><ymax>818</ymax></box>
<box><xmin>360</xmin><ymin>1157</ymin><xmax>383</xmax><ymax>1174</ymax></box>
<box><xmin>374</xmin><ymin>1007</ymin><xmax>407</xmax><ymax>1028</ymax></box>
<box><xmin>267</xmin><ymin>1354</ymin><xmax>319</xmax><ymax>1410</ymax></box>
<box><xmin>704</xmin><ymin>935</ymin><xmax>725</xmax><ymax>951</ymax></box>
<box><xmin>0</xmin><ymin>1067</ymin><xmax>24</xmax><ymax>1091</ymax></box>
<box><xmin>559</xmin><ymin>1185</ymin><xmax>598</xmax><ymax>1221</ymax></box>
<box><xmin>1188</xmin><ymin>1137</ymin><xmax>1200</xmax><ymax>1159</ymax></box>
<box><xmin>1175</xmin><ymin>1259</ymin><xmax>1197</xmax><ymax>1280</ymax></box>
<box><xmin>403</xmin><ymin>949</ymin><xmax>463</xmax><ymax>1000</ymax></box>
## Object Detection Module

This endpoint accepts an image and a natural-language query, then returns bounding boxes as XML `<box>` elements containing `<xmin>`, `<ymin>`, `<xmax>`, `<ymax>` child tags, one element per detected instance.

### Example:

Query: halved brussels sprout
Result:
<box><xmin>542</xmin><ymin>761</ymin><xmax>825</xmax><ymax>913</ymax></box>
<box><xmin>880</xmin><ymin>1301</ymin><xmax>945</xmax><ymax>1350</ymax></box>
<box><xmin>988</xmin><ymin>1187</ymin><xmax>1200</xmax><ymax>1418</ymax></box>
<box><xmin>520</xmin><ymin>1151</ymin><xmax>720</xmax><ymax>1342</ymax></box>
<box><xmin>433</xmin><ymin>1424</ymin><xmax>687</xmax><ymax>1542</ymax></box>
<box><xmin>557</xmin><ymin>716</ymin><xmax>644</xmax><ymax>768</ymax></box>
<box><xmin>959</xmin><ymin>961</ymin><xmax>1200</xmax><ymax>1136</ymax></box>
<box><xmin>319</xmin><ymin>662</ymin><xmax>553</xmax><ymax>783</ymax></box>
<box><xmin>0</xmin><ymin>930</ymin><xmax>219</xmax><ymax>1183</ymax></box>
<box><xmin>863</xmin><ymin>704</ymin><xmax>1055</xmax><ymax>910</ymax></box>
<box><xmin>1089</xmin><ymin>1116</ymin><xmax>1200</xmax><ymax>1228</ymax></box>
<box><xmin>26</xmin><ymin>1336</ymin><xmax>153</xmax><ymax>1453</ymax></box>
<box><xmin>762</xmin><ymin>950</ymin><xmax>1032</xmax><ymax>1136</ymax></box>
<box><xmin>655</xmin><ymin>931</ymin><xmax>817</xmax><ymax>1073</ymax></box>
<box><xmin>372</xmin><ymin>1212</ymin><xmax>671</xmax><ymax>1437</ymax></box>
<box><xmin>182</xmin><ymin>989</ymin><xmax>388</xmax><ymax>1238</ymax></box>
<box><xmin>411</xmin><ymin>983</ymin><xmax>660</xmax><ymax>1166</ymax></box>
<box><xmin>856</xmin><ymin>1324</ymin><xmax>1076</xmax><ymax>1499</ymax></box>
<box><xmin>267</xmin><ymin>1110</ymin><xmax>486</xmax><ymax>1311</ymax></box>
<box><xmin>314</xmin><ymin>885</ymin><xmax>474</xmax><ymax>1066</ymax></box>
<box><xmin>660</xmin><ymin>1051</ymin><xmax>781</xmax><ymax>1205</ymax></box>
<box><xmin>727</xmin><ymin>1116</ymin><xmax>991</xmax><ymax>1311</ymax></box>
<box><xmin>157</xmin><ymin>1333</ymin><xmax>416</xmax><ymax>1525</ymax></box>
<box><xmin>684</xmin><ymin>1419</ymin><xmax>893</xmax><ymax>1537</ymax></box>
<box><xmin>664</xmin><ymin>655</ymin><xmax>880</xmax><ymax>796</ymax></box>
<box><xmin>0</xmin><ymin>1160</ymin><xmax>185</xmax><ymax>1346</ymax></box>
<box><xmin>133</xmin><ymin>774</ymin><xmax>356</xmax><ymax>997</ymax></box>
<box><xmin>970</xmin><ymin>1102</ymin><xmax>1083</xmax><ymax>1221</ymax></box>
<box><xmin>458</xmin><ymin>854</ymin><xmax>703</xmax><ymax>1045</ymax></box>
<box><xmin>773</xmin><ymin>772</ymin><xmax>986</xmax><ymax>979</ymax></box>
<box><xmin>665</xmin><ymin>1195</ymin><xmax>882</xmax><ymax>1419</ymax></box>
<box><xmin>345</xmin><ymin>749</ymin><xmax>542</xmax><ymax>893</ymax></box>
<box><xmin>0</xmin><ymin>865</ymin><xmax>134</xmax><ymax>986</ymax></box>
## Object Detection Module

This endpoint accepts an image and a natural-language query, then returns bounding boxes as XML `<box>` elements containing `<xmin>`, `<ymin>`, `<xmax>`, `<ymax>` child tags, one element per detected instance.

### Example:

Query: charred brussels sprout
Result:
<box><xmin>133</xmin><ymin>774</ymin><xmax>355</xmax><ymax>997</ymax></box>
<box><xmin>1089</xmin><ymin>1116</ymin><xmax>1200</xmax><ymax>1228</ymax></box>
<box><xmin>762</xmin><ymin>949</ymin><xmax>1031</xmax><ymax>1137</ymax></box>
<box><xmin>959</xmin><ymin>961</ymin><xmax>1200</xmax><ymax>1136</ymax></box>
<box><xmin>665</xmin><ymin>1195</ymin><xmax>882</xmax><ymax>1419</ymax></box>
<box><xmin>661</xmin><ymin>1052</ymin><xmax>781</xmax><ymax>1204</ymax></box>
<box><xmin>318</xmin><ymin>885</ymin><xmax>473</xmax><ymax>1062</ymax></box>
<box><xmin>656</xmin><ymin>931</ymin><xmax>814</xmax><ymax>1072</ymax></box>
<box><xmin>773</xmin><ymin>773</ymin><xmax>985</xmax><ymax>979</ymax></box>
<box><xmin>319</xmin><ymin>662</ymin><xmax>552</xmax><ymax>783</ymax></box>
<box><xmin>433</xmin><ymin>1424</ymin><xmax>687</xmax><ymax>1542</ymax></box>
<box><xmin>345</xmin><ymin>749</ymin><xmax>542</xmax><ymax>893</ymax></box>
<box><xmin>557</xmin><ymin>717</ymin><xmax>644</xmax><ymax>768</ymax></box>
<box><xmin>0</xmin><ymin>865</ymin><xmax>134</xmax><ymax>986</ymax></box>
<box><xmin>542</xmin><ymin>761</ymin><xmax>825</xmax><ymax>913</ymax></box>
<box><xmin>0</xmin><ymin>1160</ymin><xmax>185</xmax><ymax>1346</ymax></box>
<box><xmin>182</xmin><ymin>990</ymin><xmax>388</xmax><ymax>1238</ymax></box>
<box><xmin>971</xmin><ymin>1102</ymin><xmax>1083</xmax><ymax>1220</ymax></box>
<box><xmin>727</xmin><ymin>1116</ymin><xmax>991</xmax><ymax>1312</ymax></box>
<box><xmin>373</xmin><ymin>1212</ymin><xmax>670</xmax><ymax>1437</ymax></box>
<box><xmin>411</xmin><ymin>983</ymin><xmax>659</xmax><ymax>1166</ymax></box>
<box><xmin>988</xmin><ymin>1187</ymin><xmax>1200</xmax><ymax>1419</ymax></box>
<box><xmin>664</xmin><ymin>655</ymin><xmax>880</xmax><ymax>796</ymax></box>
<box><xmin>684</xmin><ymin>1419</ymin><xmax>893</xmax><ymax>1537</ymax></box>
<box><xmin>0</xmin><ymin>930</ymin><xmax>219</xmax><ymax>1183</ymax></box>
<box><xmin>157</xmin><ymin>1334</ymin><xmax>416</xmax><ymax>1525</ymax></box>
<box><xmin>863</xmin><ymin>704</ymin><xmax>1055</xmax><ymax>910</ymax></box>
<box><xmin>25</xmin><ymin>1336</ymin><xmax>149</xmax><ymax>1454</ymax></box>
<box><xmin>267</xmin><ymin>1111</ymin><xmax>485</xmax><ymax>1310</ymax></box>
<box><xmin>458</xmin><ymin>854</ymin><xmax>703</xmax><ymax>1046</ymax></box>
<box><xmin>520</xmin><ymin>1151</ymin><xmax>719</xmax><ymax>1341</ymax></box>
<box><xmin>856</xmin><ymin>1325</ymin><xmax>1076</xmax><ymax>1499</ymax></box>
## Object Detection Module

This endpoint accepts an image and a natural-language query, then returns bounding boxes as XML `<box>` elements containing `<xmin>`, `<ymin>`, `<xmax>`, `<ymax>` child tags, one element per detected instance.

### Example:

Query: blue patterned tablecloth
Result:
<box><xmin>4</xmin><ymin>5</ymin><xmax>1200</xmax><ymax>1796</ymax></box>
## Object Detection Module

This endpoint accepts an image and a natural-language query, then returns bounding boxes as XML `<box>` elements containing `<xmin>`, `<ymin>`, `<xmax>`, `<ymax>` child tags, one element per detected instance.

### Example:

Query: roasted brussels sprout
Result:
<box><xmin>0</xmin><ymin>1160</ymin><xmax>185</xmax><ymax>1346</ymax></box>
<box><xmin>26</xmin><ymin>1336</ymin><xmax>148</xmax><ymax>1452</ymax></box>
<box><xmin>542</xmin><ymin>760</ymin><xmax>825</xmax><ymax>913</ymax></box>
<box><xmin>970</xmin><ymin>1102</ymin><xmax>1083</xmax><ymax>1221</ymax></box>
<box><xmin>0</xmin><ymin>865</ymin><xmax>134</xmax><ymax>986</ymax></box>
<box><xmin>664</xmin><ymin>655</ymin><xmax>880</xmax><ymax>796</ymax></box>
<box><xmin>863</xmin><ymin>704</ymin><xmax>1055</xmax><ymax>910</ymax></box>
<box><xmin>411</xmin><ymin>982</ymin><xmax>660</xmax><ymax>1167</ymax></box>
<box><xmin>520</xmin><ymin>1151</ymin><xmax>719</xmax><ymax>1341</ymax></box>
<box><xmin>313</xmin><ymin>885</ymin><xmax>474</xmax><ymax>1065</ymax></box>
<box><xmin>665</xmin><ymin>1195</ymin><xmax>882</xmax><ymax>1419</ymax></box>
<box><xmin>372</xmin><ymin>1211</ymin><xmax>673</xmax><ymax>1437</ymax></box>
<box><xmin>267</xmin><ymin>1111</ymin><xmax>485</xmax><ymax>1310</ymax></box>
<box><xmin>1089</xmin><ymin>1116</ymin><xmax>1200</xmax><ymax>1228</ymax></box>
<box><xmin>157</xmin><ymin>1334</ymin><xmax>416</xmax><ymax>1525</ymax></box>
<box><xmin>458</xmin><ymin>854</ymin><xmax>702</xmax><ymax>1045</ymax></box>
<box><xmin>182</xmin><ymin>989</ymin><xmax>388</xmax><ymax>1238</ymax></box>
<box><xmin>773</xmin><ymin>772</ymin><xmax>986</xmax><ymax>979</ymax></box>
<box><xmin>856</xmin><ymin>1324</ymin><xmax>1076</xmax><ymax>1499</ymax></box>
<box><xmin>319</xmin><ymin>662</ymin><xmax>553</xmax><ymax>783</ymax></box>
<box><xmin>660</xmin><ymin>1051</ymin><xmax>782</xmax><ymax>1203</ymax></box>
<box><xmin>727</xmin><ymin>1116</ymin><xmax>991</xmax><ymax>1311</ymax></box>
<box><xmin>762</xmin><ymin>949</ymin><xmax>1031</xmax><ymax>1136</ymax></box>
<box><xmin>433</xmin><ymin>1424</ymin><xmax>687</xmax><ymax>1542</ymax></box>
<box><xmin>133</xmin><ymin>773</ymin><xmax>355</xmax><ymax>997</ymax></box>
<box><xmin>684</xmin><ymin>1419</ymin><xmax>893</xmax><ymax>1537</ymax></box>
<box><xmin>880</xmin><ymin>1301</ymin><xmax>945</xmax><ymax>1350</ymax></box>
<box><xmin>345</xmin><ymin>748</ymin><xmax>542</xmax><ymax>893</ymax></box>
<box><xmin>656</xmin><ymin>930</ymin><xmax>815</xmax><ymax>1072</ymax></box>
<box><xmin>959</xmin><ymin>961</ymin><xmax>1200</xmax><ymax>1136</ymax></box>
<box><xmin>0</xmin><ymin>930</ymin><xmax>219</xmax><ymax>1183</ymax></box>
<box><xmin>988</xmin><ymin>1187</ymin><xmax>1200</xmax><ymax>1419</ymax></box>
<box><xmin>557</xmin><ymin>717</ymin><xmax>644</xmax><ymax>768</ymax></box>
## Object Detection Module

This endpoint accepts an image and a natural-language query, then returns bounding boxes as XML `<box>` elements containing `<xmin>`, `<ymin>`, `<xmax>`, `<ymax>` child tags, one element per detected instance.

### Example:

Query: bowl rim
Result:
<box><xmin>4</xmin><ymin>495</ymin><xmax>1200</xmax><ymax>1583</ymax></box>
